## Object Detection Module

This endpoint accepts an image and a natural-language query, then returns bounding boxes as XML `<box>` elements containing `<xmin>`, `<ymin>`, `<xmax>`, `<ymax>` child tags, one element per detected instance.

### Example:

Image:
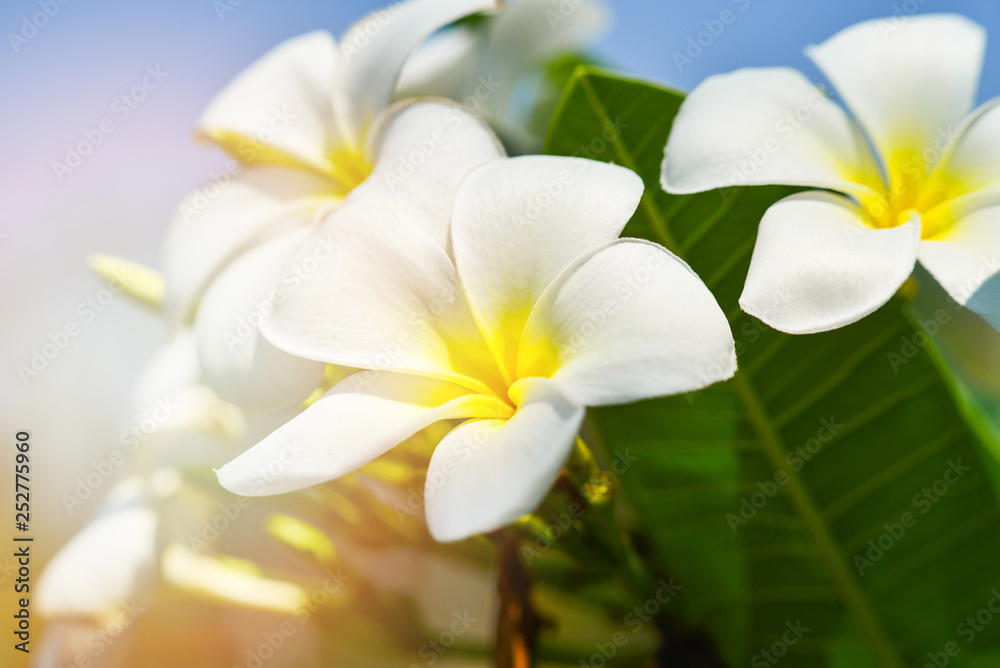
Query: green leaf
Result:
<box><xmin>546</xmin><ymin>66</ymin><xmax>1000</xmax><ymax>667</ymax></box>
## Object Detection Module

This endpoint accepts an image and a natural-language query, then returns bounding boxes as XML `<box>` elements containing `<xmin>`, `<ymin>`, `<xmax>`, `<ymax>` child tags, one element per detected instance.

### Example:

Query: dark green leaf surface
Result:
<box><xmin>546</xmin><ymin>66</ymin><xmax>1000</xmax><ymax>667</ymax></box>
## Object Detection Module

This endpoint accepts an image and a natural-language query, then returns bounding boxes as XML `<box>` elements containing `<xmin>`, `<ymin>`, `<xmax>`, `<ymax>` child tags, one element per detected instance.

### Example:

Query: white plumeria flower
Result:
<box><xmin>161</xmin><ymin>0</ymin><xmax>500</xmax><ymax>410</ymax></box>
<box><xmin>37</xmin><ymin>331</ymin><xmax>242</xmax><ymax>622</ymax></box>
<box><xmin>37</xmin><ymin>478</ymin><xmax>157</xmax><ymax>620</ymax></box>
<box><xmin>215</xmin><ymin>155</ymin><xmax>736</xmax><ymax>542</ymax></box>
<box><xmin>397</xmin><ymin>0</ymin><xmax>610</xmax><ymax>151</ymax></box>
<box><xmin>662</xmin><ymin>14</ymin><xmax>1000</xmax><ymax>334</ymax></box>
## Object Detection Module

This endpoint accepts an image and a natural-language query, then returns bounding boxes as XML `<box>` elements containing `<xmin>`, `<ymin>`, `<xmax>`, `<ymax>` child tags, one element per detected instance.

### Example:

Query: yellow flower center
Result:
<box><xmin>858</xmin><ymin>149</ymin><xmax>966</xmax><ymax>240</ymax></box>
<box><xmin>328</xmin><ymin>148</ymin><xmax>374</xmax><ymax>197</ymax></box>
<box><xmin>206</xmin><ymin>127</ymin><xmax>374</xmax><ymax>200</ymax></box>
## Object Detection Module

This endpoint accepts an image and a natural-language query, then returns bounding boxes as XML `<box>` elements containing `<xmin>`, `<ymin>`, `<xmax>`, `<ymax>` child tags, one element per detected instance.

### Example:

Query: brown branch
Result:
<box><xmin>495</xmin><ymin>537</ymin><xmax>546</xmax><ymax>668</ymax></box>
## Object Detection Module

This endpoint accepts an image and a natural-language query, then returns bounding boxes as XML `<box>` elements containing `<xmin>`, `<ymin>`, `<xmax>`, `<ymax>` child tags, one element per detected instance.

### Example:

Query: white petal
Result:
<box><xmin>195</xmin><ymin>225</ymin><xmax>326</xmax><ymax>411</ymax></box>
<box><xmin>926</xmin><ymin>99</ymin><xmax>1000</xmax><ymax>218</ymax></box>
<box><xmin>425</xmin><ymin>378</ymin><xmax>583</xmax><ymax>542</ymax></box>
<box><xmin>918</xmin><ymin>205</ymin><xmax>1000</xmax><ymax>310</ymax></box>
<box><xmin>198</xmin><ymin>31</ymin><xmax>343</xmax><ymax>177</ymax></box>
<box><xmin>162</xmin><ymin>165</ymin><xmax>331</xmax><ymax>320</ymax></box>
<box><xmin>363</xmin><ymin>99</ymin><xmax>505</xmax><ymax>249</ymax></box>
<box><xmin>216</xmin><ymin>372</ymin><xmax>512</xmax><ymax>496</ymax></box>
<box><xmin>806</xmin><ymin>14</ymin><xmax>985</xmax><ymax>171</ymax></box>
<box><xmin>477</xmin><ymin>0</ymin><xmax>609</xmax><ymax>116</ymax></box>
<box><xmin>488</xmin><ymin>0</ymin><xmax>609</xmax><ymax>63</ymax></box>
<box><xmin>518</xmin><ymin>239</ymin><xmax>736</xmax><ymax>406</ymax></box>
<box><xmin>740</xmin><ymin>191</ymin><xmax>921</xmax><ymax>334</ymax></box>
<box><xmin>396</xmin><ymin>27</ymin><xmax>481</xmax><ymax>103</ymax></box>
<box><xmin>662</xmin><ymin>68</ymin><xmax>883</xmax><ymax>200</ymax></box>
<box><xmin>131</xmin><ymin>329</ymin><xmax>202</xmax><ymax>411</ymax></box>
<box><xmin>37</xmin><ymin>480</ymin><xmax>156</xmax><ymax>617</ymax></box>
<box><xmin>263</xmin><ymin>198</ymin><xmax>503</xmax><ymax>396</ymax></box>
<box><xmin>333</xmin><ymin>0</ymin><xmax>500</xmax><ymax>146</ymax></box>
<box><xmin>451</xmin><ymin>155</ymin><xmax>644</xmax><ymax>381</ymax></box>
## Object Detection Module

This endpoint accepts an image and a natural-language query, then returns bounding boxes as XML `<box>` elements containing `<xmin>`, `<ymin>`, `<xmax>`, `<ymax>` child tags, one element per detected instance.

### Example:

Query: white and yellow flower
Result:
<box><xmin>397</xmin><ymin>0</ymin><xmax>610</xmax><ymax>151</ymax></box>
<box><xmin>162</xmin><ymin>0</ymin><xmax>502</xmax><ymax>410</ymax></box>
<box><xmin>662</xmin><ymin>14</ymin><xmax>1000</xmax><ymax>334</ymax></box>
<box><xmin>216</xmin><ymin>156</ymin><xmax>736</xmax><ymax>542</ymax></box>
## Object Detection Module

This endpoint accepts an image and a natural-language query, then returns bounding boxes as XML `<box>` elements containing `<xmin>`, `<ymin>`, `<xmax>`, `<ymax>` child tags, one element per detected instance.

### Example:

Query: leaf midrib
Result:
<box><xmin>731</xmin><ymin>373</ymin><xmax>904</xmax><ymax>668</ymax></box>
<box><xmin>570</xmin><ymin>66</ymin><xmax>908</xmax><ymax>667</ymax></box>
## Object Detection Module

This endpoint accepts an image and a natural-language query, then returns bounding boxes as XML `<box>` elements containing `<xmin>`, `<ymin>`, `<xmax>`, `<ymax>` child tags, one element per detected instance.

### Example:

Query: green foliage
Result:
<box><xmin>546</xmin><ymin>66</ymin><xmax>1000</xmax><ymax>667</ymax></box>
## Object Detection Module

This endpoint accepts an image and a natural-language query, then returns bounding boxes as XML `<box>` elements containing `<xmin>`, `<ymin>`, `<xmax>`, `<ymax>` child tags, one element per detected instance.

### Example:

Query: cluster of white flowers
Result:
<box><xmin>37</xmin><ymin>6</ymin><xmax>1000</xmax><ymax>665</ymax></box>
<box><xmin>55</xmin><ymin>6</ymin><xmax>1000</xmax><ymax>572</ymax></box>
<box><xmin>169</xmin><ymin>0</ymin><xmax>736</xmax><ymax>543</ymax></box>
<box><xmin>161</xmin><ymin>5</ymin><xmax>1000</xmax><ymax>543</ymax></box>
<box><xmin>663</xmin><ymin>14</ymin><xmax>1000</xmax><ymax>335</ymax></box>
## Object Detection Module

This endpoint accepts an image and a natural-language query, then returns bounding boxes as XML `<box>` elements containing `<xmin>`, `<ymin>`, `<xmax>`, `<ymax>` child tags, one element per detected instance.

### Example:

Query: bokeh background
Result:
<box><xmin>3</xmin><ymin>0</ymin><xmax>1000</xmax><ymax>666</ymax></box>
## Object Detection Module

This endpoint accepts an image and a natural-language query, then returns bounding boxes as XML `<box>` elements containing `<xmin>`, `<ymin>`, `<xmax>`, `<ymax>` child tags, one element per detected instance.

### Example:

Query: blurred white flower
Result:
<box><xmin>162</xmin><ymin>0</ymin><xmax>501</xmax><ymax>411</ymax></box>
<box><xmin>398</xmin><ymin>0</ymin><xmax>611</xmax><ymax>152</ymax></box>
<box><xmin>37</xmin><ymin>477</ymin><xmax>157</xmax><ymax>620</ymax></box>
<box><xmin>35</xmin><ymin>329</ymin><xmax>245</xmax><ymax>620</ymax></box>
<box><xmin>662</xmin><ymin>14</ymin><xmax>1000</xmax><ymax>334</ymax></box>
<box><xmin>216</xmin><ymin>155</ymin><xmax>736</xmax><ymax>542</ymax></box>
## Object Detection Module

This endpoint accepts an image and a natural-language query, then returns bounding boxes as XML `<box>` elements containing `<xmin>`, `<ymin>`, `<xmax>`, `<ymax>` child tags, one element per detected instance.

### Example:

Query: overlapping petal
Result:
<box><xmin>806</xmin><ymin>14</ymin><xmax>985</xmax><ymax>176</ymax></box>
<box><xmin>740</xmin><ymin>192</ymin><xmax>922</xmax><ymax>334</ymax></box>
<box><xmin>918</xmin><ymin>205</ymin><xmax>1000</xmax><ymax>309</ymax></box>
<box><xmin>161</xmin><ymin>165</ymin><xmax>332</xmax><ymax>320</ymax></box>
<box><xmin>424</xmin><ymin>378</ymin><xmax>583</xmax><ymax>542</ymax></box>
<box><xmin>198</xmin><ymin>31</ymin><xmax>343</xmax><ymax>178</ymax></box>
<box><xmin>333</xmin><ymin>0</ymin><xmax>500</xmax><ymax>149</ymax></box>
<box><xmin>518</xmin><ymin>239</ymin><xmax>736</xmax><ymax>406</ymax></box>
<box><xmin>451</xmin><ymin>156</ymin><xmax>644</xmax><ymax>381</ymax></box>
<box><xmin>661</xmin><ymin>68</ymin><xmax>883</xmax><ymax>201</ymax></box>
<box><xmin>925</xmin><ymin>100</ymin><xmax>1000</xmax><ymax>221</ymax></box>
<box><xmin>262</xmin><ymin>199</ymin><xmax>503</xmax><ymax>396</ymax></box>
<box><xmin>216</xmin><ymin>371</ymin><xmax>512</xmax><ymax>497</ymax></box>
<box><xmin>37</xmin><ymin>480</ymin><xmax>156</xmax><ymax>617</ymax></box>
<box><xmin>195</xmin><ymin>225</ymin><xmax>326</xmax><ymax>411</ymax></box>
<box><xmin>363</xmin><ymin>99</ymin><xmax>506</xmax><ymax>249</ymax></box>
